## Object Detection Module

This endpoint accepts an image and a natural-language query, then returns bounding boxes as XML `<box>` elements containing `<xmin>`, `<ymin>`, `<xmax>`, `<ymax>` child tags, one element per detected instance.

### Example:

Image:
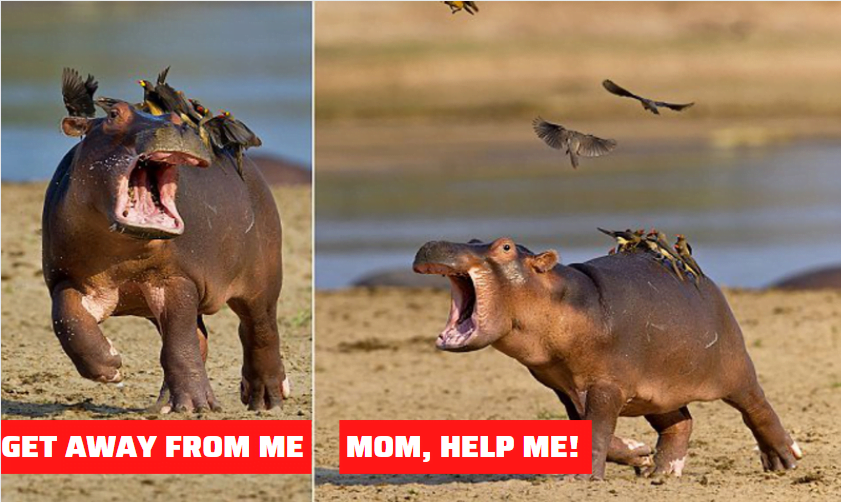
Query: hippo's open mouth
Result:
<box><xmin>112</xmin><ymin>151</ymin><xmax>208</xmax><ymax>239</ymax></box>
<box><xmin>414</xmin><ymin>263</ymin><xmax>482</xmax><ymax>351</ymax></box>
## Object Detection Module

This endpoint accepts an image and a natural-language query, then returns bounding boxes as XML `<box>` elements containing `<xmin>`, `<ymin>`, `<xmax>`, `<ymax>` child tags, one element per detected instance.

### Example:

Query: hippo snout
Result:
<box><xmin>413</xmin><ymin>240</ymin><xmax>475</xmax><ymax>274</ymax></box>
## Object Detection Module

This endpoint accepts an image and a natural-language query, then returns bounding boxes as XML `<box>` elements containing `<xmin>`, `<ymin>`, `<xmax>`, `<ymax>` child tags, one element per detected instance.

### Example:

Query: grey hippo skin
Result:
<box><xmin>43</xmin><ymin>103</ymin><xmax>289</xmax><ymax>413</ymax></box>
<box><xmin>413</xmin><ymin>238</ymin><xmax>802</xmax><ymax>479</ymax></box>
<box><xmin>770</xmin><ymin>265</ymin><xmax>841</xmax><ymax>290</ymax></box>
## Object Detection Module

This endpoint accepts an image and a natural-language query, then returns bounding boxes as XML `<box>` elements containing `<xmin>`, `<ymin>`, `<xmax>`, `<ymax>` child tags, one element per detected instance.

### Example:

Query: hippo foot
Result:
<box><xmin>610</xmin><ymin>437</ymin><xmax>653</xmax><ymax>471</ymax></box>
<box><xmin>149</xmin><ymin>378</ymin><xmax>221</xmax><ymax>414</ymax></box>
<box><xmin>758</xmin><ymin>440</ymin><xmax>802</xmax><ymax>471</ymax></box>
<box><xmin>240</xmin><ymin>374</ymin><xmax>289</xmax><ymax>411</ymax></box>
<box><xmin>641</xmin><ymin>454</ymin><xmax>686</xmax><ymax>478</ymax></box>
<box><xmin>76</xmin><ymin>337</ymin><xmax>123</xmax><ymax>384</ymax></box>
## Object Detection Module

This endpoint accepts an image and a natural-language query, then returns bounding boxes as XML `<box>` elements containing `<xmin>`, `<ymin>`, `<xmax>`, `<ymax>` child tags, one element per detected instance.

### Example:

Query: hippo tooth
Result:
<box><xmin>281</xmin><ymin>376</ymin><xmax>291</xmax><ymax>399</ymax></box>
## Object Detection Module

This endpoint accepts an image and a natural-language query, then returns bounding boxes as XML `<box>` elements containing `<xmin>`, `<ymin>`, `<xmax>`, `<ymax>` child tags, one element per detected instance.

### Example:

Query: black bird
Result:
<box><xmin>602</xmin><ymin>79</ymin><xmax>694</xmax><ymax>115</ymax></box>
<box><xmin>138</xmin><ymin>67</ymin><xmax>172</xmax><ymax>115</ymax></box>
<box><xmin>533</xmin><ymin>117</ymin><xmax>617</xmax><ymax>169</ymax></box>
<box><xmin>62</xmin><ymin>68</ymin><xmax>98</xmax><ymax>117</ymax></box>
<box><xmin>204</xmin><ymin>110</ymin><xmax>262</xmax><ymax>177</ymax></box>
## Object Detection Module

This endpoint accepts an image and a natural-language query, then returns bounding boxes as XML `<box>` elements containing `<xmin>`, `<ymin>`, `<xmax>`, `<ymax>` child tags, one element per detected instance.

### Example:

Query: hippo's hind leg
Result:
<box><xmin>724</xmin><ymin>383</ymin><xmax>802</xmax><ymax>471</ymax></box>
<box><xmin>50</xmin><ymin>283</ymin><xmax>122</xmax><ymax>383</ymax></box>
<box><xmin>148</xmin><ymin>316</ymin><xmax>210</xmax><ymax>412</ymax></box>
<box><xmin>643</xmin><ymin>407</ymin><xmax>693</xmax><ymax>477</ymax></box>
<box><xmin>228</xmin><ymin>297</ymin><xmax>289</xmax><ymax>411</ymax></box>
<box><xmin>553</xmin><ymin>390</ymin><xmax>652</xmax><ymax>471</ymax></box>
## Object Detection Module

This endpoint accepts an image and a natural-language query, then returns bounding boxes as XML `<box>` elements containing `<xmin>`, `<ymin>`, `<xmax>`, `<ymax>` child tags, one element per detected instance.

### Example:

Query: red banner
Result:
<box><xmin>1</xmin><ymin>420</ymin><xmax>311</xmax><ymax>474</ymax></box>
<box><xmin>339</xmin><ymin>420</ymin><xmax>591</xmax><ymax>474</ymax></box>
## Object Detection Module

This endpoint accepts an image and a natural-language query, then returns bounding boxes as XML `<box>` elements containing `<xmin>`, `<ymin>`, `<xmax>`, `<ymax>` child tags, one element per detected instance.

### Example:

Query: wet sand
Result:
<box><xmin>1</xmin><ymin>182</ymin><xmax>312</xmax><ymax>499</ymax></box>
<box><xmin>315</xmin><ymin>287</ymin><xmax>841</xmax><ymax>501</ymax></box>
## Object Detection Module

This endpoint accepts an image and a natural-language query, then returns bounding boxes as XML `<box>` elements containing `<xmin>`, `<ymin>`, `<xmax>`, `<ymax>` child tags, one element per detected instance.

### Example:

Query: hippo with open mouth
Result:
<box><xmin>43</xmin><ymin>101</ymin><xmax>289</xmax><ymax>412</ymax></box>
<box><xmin>414</xmin><ymin>238</ymin><xmax>801</xmax><ymax>479</ymax></box>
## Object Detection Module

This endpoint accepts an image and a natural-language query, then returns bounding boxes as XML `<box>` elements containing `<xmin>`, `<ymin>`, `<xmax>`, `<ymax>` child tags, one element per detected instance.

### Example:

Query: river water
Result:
<box><xmin>316</xmin><ymin>142</ymin><xmax>841</xmax><ymax>289</ymax></box>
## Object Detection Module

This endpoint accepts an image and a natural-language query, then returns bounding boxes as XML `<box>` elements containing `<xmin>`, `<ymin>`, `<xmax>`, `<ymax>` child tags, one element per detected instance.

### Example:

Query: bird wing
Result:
<box><xmin>157</xmin><ymin>66</ymin><xmax>171</xmax><ymax>86</ymax></box>
<box><xmin>570</xmin><ymin>131</ymin><xmax>617</xmax><ymax>157</ymax></box>
<box><xmin>62</xmin><ymin>68</ymin><xmax>98</xmax><ymax>117</ymax></box>
<box><xmin>598</xmin><ymin>227</ymin><xmax>618</xmax><ymax>238</ymax></box>
<box><xmin>602</xmin><ymin>79</ymin><xmax>642</xmax><ymax>101</ymax></box>
<box><xmin>653</xmin><ymin>100</ymin><xmax>694</xmax><ymax>111</ymax></box>
<box><xmin>224</xmin><ymin>119</ymin><xmax>262</xmax><ymax>148</ymax></box>
<box><xmin>532</xmin><ymin>117</ymin><xmax>570</xmax><ymax>150</ymax></box>
<box><xmin>204</xmin><ymin>117</ymin><xmax>227</xmax><ymax>150</ymax></box>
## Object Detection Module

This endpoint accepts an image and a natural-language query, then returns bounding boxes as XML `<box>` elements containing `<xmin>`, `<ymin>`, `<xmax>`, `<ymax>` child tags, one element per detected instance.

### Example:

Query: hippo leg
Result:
<box><xmin>148</xmin><ymin>316</ymin><xmax>210</xmax><ymax>412</ymax></box>
<box><xmin>724</xmin><ymin>384</ymin><xmax>802</xmax><ymax>471</ymax></box>
<box><xmin>579</xmin><ymin>383</ymin><xmax>626</xmax><ymax>480</ymax></box>
<box><xmin>229</xmin><ymin>297</ymin><xmax>288</xmax><ymax>411</ymax></box>
<box><xmin>643</xmin><ymin>407</ymin><xmax>693</xmax><ymax>477</ymax></box>
<box><xmin>554</xmin><ymin>390</ymin><xmax>652</xmax><ymax>469</ymax></box>
<box><xmin>153</xmin><ymin>280</ymin><xmax>219</xmax><ymax>413</ymax></box>
<box><xmin>50</xmin><ymin>284</ymin><xmax>122</xmax><ymax>383</ymax></box>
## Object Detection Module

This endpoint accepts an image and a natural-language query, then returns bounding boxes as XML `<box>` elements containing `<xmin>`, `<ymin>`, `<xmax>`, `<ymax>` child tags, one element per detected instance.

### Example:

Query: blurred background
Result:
<box><xmin>315</xmin><ymin>1</ymin><xmax>841</xmax><ymax>289</ymax></box>
<box><xmin>2</xmin><ymin>1</ymin><xmax>312</xmax><ymax>181</ymax></box>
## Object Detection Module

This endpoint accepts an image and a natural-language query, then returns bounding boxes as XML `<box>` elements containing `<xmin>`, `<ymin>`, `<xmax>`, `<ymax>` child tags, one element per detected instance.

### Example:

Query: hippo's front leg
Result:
<box><xmin>153</xmin><ymin>279</ymin><xmax>220</xmax><ymax>413</ymax></box>
<box><xmin>50</xmin><ymin>283</ymin><xmax>122</xmax><ymax>383</ymax></box>
<box><xmin>580</xmin><ymin>383</ymin><xmax>626</xmax><ymax>480</ymax></box>
<box><xmin>554</xmin><ymin>389</ymin><xmax>652</xmax><ymax>470</ymax></box>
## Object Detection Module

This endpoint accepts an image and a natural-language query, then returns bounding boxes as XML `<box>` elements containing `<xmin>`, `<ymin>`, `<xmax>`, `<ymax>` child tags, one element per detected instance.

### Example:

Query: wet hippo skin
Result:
<box><xmin>43</xmin><ymin>103</ymin><xmax>289</xmax><ymax>412</ymax></box>
<box><xmin>414</xmin><ymin>238</ymin><xmax>801</xmax><ymax>479</ymax></box>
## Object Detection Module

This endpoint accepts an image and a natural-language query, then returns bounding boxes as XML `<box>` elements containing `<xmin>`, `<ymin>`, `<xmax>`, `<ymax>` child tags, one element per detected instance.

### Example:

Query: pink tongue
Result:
<box><xmin>133</xmin><ymin>170</ymin><xmax>154</xmax><ymax>216</ymax></box>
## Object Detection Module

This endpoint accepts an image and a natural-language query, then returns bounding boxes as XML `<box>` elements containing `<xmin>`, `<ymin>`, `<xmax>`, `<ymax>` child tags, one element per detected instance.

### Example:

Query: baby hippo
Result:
<box><xmin>413</xmin><ymin>238</ymin><xmax>801</xmax><ymax>479</ymax></box>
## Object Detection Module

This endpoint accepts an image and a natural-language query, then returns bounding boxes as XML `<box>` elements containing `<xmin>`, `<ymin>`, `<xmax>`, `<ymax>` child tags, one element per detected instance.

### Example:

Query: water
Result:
<box><xmin>316</xmin><ymin>142</ymin><xmax>841</xmax><ymax>289</ymax></box>
<box><xmin>1</xmin><ymin>2</ymin><xmax>312</xmax><ymax>181</ymax></box>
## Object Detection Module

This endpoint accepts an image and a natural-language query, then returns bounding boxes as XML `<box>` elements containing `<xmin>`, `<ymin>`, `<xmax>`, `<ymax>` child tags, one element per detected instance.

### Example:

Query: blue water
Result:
<box><xmin>316</xmin><ymin>143</ymin><xmax>841</xmax><ymax>289</ymax></box>
<box><xmin>1</xmin><ymin>2</ymin><xmax>312</xmax><ymax>181</ymax></box>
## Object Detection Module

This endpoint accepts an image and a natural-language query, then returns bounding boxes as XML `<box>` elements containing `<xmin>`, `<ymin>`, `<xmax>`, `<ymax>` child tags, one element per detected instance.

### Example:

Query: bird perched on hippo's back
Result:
<box><xmin>203</xmin><ymin>110</ymin><xmax>262</xmax><ymax>178</ymax></box>
<box><xmin>675</xmin><ymin>234</ymin><xmax>704</xmax><ymax>278</ymax></box>
<box><xmin>138</xmin><ymin>67</ymin><xmax>174</xmax><ymax>116</ymax></box>
<box><xmin>598</xmin><ymin>227</ymin><xmax>644</xmax><ymax>254</ymax></box>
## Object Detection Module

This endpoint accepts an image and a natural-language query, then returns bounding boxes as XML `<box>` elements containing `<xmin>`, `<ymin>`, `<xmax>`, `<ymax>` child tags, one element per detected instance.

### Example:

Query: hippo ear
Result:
<box><xmin>531</xmin><ymin>250</ymin><xmax>559</xmax><ymax>273</ymax></box>
<box><xmin>468</xmin><ymin>238</ymin><xmax>484</xmax><ymax>244</ymax></box>
<box><xmin>61</xmin><ymin>117</ymin><xmax>92</xmax><ymax>137</ymax></box>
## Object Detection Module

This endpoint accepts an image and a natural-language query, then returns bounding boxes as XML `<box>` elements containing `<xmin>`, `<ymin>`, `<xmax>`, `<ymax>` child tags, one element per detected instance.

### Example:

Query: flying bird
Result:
<box><xmin>602</xmin><ymin>79</ymin><xmax>694</xmax><ymax>115</ymax></box>
<box><xmin>444</xmin><ymin>1</ymin><xmax>479</xmax><ymax>15</ymax></box>
<box><xmin>62</xmin><ymin>68</ymin><xmax>98</xmax><ymax>117</ymax></box>
<box><xmin>533</xmin><ymin>117</ymin><xmax>617</xmax><ymax>169</ymax></box>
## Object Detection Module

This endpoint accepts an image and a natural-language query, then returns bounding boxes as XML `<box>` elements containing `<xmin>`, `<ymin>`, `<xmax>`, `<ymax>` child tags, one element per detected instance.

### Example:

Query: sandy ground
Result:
<box><xmin>1</xmin><ymin>183</ymin><xmax>312</xmax><ymax>499</ymax></box>
<box><xmin>315</xmin><ymin>2</ymin><xmax>841</xmax><ymax>178</ymax></box>
<box><xmin>315</xmin><ymin>287</ymin><xmax>841</xmax><ymax>501</ymax></box>
<box><xmin>316</xmin><ymin>2</ymin><xmax>841</xmax><ymax>124</ymax></box>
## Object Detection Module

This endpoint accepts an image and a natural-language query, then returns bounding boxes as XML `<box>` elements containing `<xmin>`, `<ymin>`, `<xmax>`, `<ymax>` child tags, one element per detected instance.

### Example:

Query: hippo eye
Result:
<box><xmin>503</xmin><ymin>244</ymin><xmax>511</xmax><ymax>252</ymax></box>
<box><xmin>109</xmin><ymin>109</ymin><xmax>119</xmax><ymax>119</ymax></box>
